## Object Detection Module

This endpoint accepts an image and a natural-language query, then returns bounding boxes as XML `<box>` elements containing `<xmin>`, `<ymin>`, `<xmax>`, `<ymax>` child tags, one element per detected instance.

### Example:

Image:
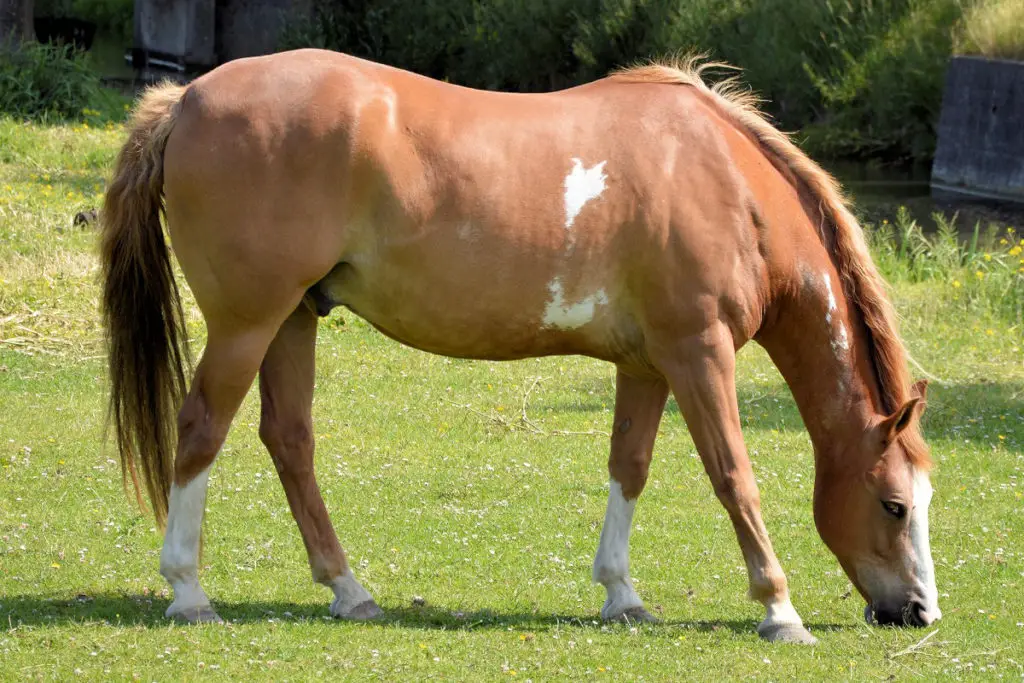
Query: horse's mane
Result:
<box><xmin>611</xmin><ymin>56</ymin><xmax>930</xmax><ymax>468</ymax></box>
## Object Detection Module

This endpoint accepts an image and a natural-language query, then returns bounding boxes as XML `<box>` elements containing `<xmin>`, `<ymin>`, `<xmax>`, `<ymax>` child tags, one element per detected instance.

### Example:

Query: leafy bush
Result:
<box><xmin>280</xmin><ymin>0</ymin><xmax>981</xmax><ymax>163</ymax></box>
<box><xmin>955</xmin><ymin>0</ymin><xmax>1024</xmax><ymax>60</ymax></box>
<box><xmin>35</xmin><ymin>0</ymin><xmax>134</xmax><ymax>42</ymax></box>
<box><xmin>0</xmin><ymin>41</ymin><xmax>103</xmax><ymax>120</ymax></box>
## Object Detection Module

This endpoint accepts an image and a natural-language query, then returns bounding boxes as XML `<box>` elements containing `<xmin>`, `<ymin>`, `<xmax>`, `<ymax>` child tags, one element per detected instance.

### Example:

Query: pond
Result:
<box><xmin>829</xmin><ymin>161</ymin><xmax>1024</xmax><ymax>237</ymax></box>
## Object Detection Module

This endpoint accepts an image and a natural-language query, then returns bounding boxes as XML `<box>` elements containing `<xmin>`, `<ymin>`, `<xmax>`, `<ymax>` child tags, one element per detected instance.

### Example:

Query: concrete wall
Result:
<box><xmin>134</xmin><ymin>0</ymin><xmax>215</xmax><ymax>67</ymax></box>
<box><xmin>217</xmin><ymin>0</ymin><xmax>311</xmax><ymax>63</ymax></box>
<box><xmin>932</xmin><ymin>56</ymin><xmax>1024</xmax><ymax>202</ymax></box>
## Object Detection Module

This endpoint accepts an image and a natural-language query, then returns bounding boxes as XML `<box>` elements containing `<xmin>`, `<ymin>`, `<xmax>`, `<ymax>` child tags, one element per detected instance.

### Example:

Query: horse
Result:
<box><xmin>100</xmin><ymin>50</ymin><xmax>940</xmax><ymax>643</ymax></box>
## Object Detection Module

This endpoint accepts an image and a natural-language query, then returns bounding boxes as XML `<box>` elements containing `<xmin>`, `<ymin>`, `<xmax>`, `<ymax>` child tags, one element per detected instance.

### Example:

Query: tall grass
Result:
<box><xmin>955</xmin><ymin>0</ymin><xmax>1024</xmax><ymax>60</ymax></box>
<box><xmin>867</xmin><ymin>207</ymin><xmax>1024</xmax><ymax>331</ymax></box>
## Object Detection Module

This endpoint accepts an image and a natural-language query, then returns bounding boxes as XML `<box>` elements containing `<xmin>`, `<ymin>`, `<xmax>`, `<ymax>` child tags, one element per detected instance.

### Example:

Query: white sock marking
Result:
<box><xmin>329</xmin><ymin>570</ymin><xmax>373</xmax><ymax>617</ymax></box>
<box><xmin>760</xmin><ymin>597</ymin><xmax>804</xmax><ymax>629</ymax></box>
<box><xmin>161</xmin><ymin>467</ymin><xmax>212</xmax><ymax>614</ymax></box>
<box><xmin>563</xmin><ymin>158</ymin><xmax>607</xmax><ymax>228</ymax></box>
<box><xmin>542</xmin><ymin>277</ymin><xmax>608</xmax><ymax>330</ymax></box>
<box><xmin>593</xmin><ymin>480</ymin><xmax>643</xmax><ymax>617</ymax></box>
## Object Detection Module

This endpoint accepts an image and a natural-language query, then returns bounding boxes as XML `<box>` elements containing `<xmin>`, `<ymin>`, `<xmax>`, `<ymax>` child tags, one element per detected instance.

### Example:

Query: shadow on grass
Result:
<box><xmin>0</xmin><ymin>594</ymin><xmax>853</xmax><ymax>635</ymax></box>
<box><xmin>531</xmin><ymin>376</ymin><xmax>1024</xmax><ymax>442</ymax></box>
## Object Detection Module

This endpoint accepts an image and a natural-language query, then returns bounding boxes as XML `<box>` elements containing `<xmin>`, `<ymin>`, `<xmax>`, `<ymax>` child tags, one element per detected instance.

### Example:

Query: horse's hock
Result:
<box><xmin>932</xmin><ymin>56</ymin><xmax>1024</xmax><ymax>202</ymax></box>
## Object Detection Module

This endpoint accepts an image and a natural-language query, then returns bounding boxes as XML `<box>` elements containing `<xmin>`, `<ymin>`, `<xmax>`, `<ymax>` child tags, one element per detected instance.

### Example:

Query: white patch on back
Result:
<box><xmin>542</xmin><ymin>277</ymin><xmax>608</xmax><ymax>330</ymax></box>
<box><xmin>382</xmin><ymin>90</ymin><xmax>397</xmax><ymax>130</ymax></box>
<box><xmin>563</xmin><ymin>158</ymin><xmax>607</xmax><ymax>229</ymax></box>
<box><xmin>911</xmin><ymin>468</ymin><xmax>941</xmax><ymax>619</ymax></box>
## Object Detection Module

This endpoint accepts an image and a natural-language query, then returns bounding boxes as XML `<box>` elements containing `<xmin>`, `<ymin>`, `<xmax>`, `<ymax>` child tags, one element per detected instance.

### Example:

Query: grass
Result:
<box><xmin>1</xmin><ymin>119</ymin><xmax>1022</xmax><ymax>680</ymax></box>
<box><xmin>956</xmin><ymin>0</ymin><xmax>1024</xmax><ymax>60</ymax></box>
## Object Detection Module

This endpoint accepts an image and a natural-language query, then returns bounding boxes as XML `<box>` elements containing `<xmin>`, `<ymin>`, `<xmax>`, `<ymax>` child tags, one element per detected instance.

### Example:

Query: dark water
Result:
<box><xmin>828</xmin><ymin>162</ymin><xmax>1024</xmax><ymax>236</ymax></box>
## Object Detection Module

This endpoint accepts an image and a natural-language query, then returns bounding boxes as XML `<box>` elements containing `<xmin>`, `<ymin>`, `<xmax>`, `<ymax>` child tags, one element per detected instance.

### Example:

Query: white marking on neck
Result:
<box><xmin>563</xmin><ymin>158</ymin><xmax>607</xmax><ymax>229</ymax></box>
<box><xmin>833</xmin><ymin>322</ymin><xmax>850</xmax><ymax>352</ymax></box>
<box><xmin>823</xmin><ymin>273</ymin><xmax>838</xmax><ymax>323</ymax></box>
<box><xmin>823</xmin><ymin>272</ymin><xmax>850</xmax><ymax>356</ymax></box>
<box><xmin>911</xmin><ymin>468</ymin><xmax>941</xmax><ymax>619</ymax></box>
<box><xmin>593</xmin><ymin>479</ymin><xmax>644</xmax><ymax>617</ymax></box>
<box><xmin>542</xmin><ymin>277</ymin><xmax>608</xmax><ymax>330</ymax></box>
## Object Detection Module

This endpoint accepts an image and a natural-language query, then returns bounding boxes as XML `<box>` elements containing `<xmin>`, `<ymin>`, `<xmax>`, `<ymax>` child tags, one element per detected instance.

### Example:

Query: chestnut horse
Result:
<box><xmin>101</xmin><ymin>50</ymin><xmax>940</xmax><ymax>643</ymax></box>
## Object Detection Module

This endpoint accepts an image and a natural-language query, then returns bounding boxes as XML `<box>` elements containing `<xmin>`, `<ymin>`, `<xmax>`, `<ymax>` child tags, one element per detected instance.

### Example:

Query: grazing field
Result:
<box><xmin>1</xmin><ymin>118</ymin><xmax>1022</xmax><ymax>680</ymax></box>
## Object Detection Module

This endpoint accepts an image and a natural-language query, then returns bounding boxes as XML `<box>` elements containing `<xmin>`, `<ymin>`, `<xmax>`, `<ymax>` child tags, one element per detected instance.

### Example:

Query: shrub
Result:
<box><xmin>34</xmin><ymin>0</ymin><xmax>134</xmax><ymax>41</ymax></box>
<box><xmin>0</xmin><ymin>41</ymin><xmax>103</xmax><ymax>120</ymax></box>
<box><xmin>280</xmin><ymin>0</ymin><xmax>982</xmax><ymax>163</ymax></box>
<box><xmin>955</xmin><ymin>0</ymin><xmax>1024</xmax><ymax>60</ymax></box>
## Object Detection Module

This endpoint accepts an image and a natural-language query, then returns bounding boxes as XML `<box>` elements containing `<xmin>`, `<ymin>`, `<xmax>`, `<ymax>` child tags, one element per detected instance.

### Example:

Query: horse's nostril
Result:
<box><xmin>909</xmin><ymin>601</ymin><xmax>929</xmax><ymax>627</ymax></box>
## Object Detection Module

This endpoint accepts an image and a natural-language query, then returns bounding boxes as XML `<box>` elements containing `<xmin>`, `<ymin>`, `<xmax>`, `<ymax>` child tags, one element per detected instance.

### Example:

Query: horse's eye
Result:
<box><xmin>882</xmin><ymin>501</ymin><xmax>907</xmax><ymax>519</ymax></box>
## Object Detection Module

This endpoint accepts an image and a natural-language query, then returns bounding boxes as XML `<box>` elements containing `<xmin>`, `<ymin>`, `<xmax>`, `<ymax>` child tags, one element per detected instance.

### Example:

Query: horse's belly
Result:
<box><xmin>315</xmin><ymin>256</ymin><xmax>626</xmax><ymax>361</ymax></box>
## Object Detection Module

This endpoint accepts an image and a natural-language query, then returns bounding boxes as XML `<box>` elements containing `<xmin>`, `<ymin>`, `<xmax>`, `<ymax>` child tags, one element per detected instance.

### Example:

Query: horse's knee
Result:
<box><xmin>259</xmin><ymin>417</ymin><xmax>314</xmax><ymax>474</ymax></box>
<box><xmin>712</xmin><ymin>470</ymin><xmax>760</xmax><ymax>514</ymax></box>
<box><xmin>174</xmin><ymin>397</ymin><xmax>224</xmax><ymax>482</ymax></box>
<box><xmin>608</xmin><ymin>445</ymin><xmax>651</xmax><ymax>499</ymax></box>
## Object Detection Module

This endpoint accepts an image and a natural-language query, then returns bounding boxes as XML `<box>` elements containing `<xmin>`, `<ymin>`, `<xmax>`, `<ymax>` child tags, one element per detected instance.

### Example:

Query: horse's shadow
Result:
<box><xmin>0</xmin><ymin>593</ymin><xmax>852</xmax><ymax>635</ymax></box>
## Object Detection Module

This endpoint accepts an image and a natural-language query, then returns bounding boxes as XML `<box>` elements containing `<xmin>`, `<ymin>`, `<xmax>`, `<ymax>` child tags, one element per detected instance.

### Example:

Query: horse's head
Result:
<box><xmin>813</xmin><ymin>380</ymin><xmax>940</xmax><ymax>627</ymax></box>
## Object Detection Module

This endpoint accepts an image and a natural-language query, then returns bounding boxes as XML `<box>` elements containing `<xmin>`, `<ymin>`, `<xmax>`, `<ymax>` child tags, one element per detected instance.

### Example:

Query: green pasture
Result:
<box><xmin>0</xmin><ymin>119</ymin><xmax>1022</xmax><ymax>680</ymax></box>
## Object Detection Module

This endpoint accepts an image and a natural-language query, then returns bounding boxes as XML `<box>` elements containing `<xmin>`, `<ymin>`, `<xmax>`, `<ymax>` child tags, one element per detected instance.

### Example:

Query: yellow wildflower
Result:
<box><xmin>1010</xmin><ymin>246</ymin><xmax>1022</xmax><ymax>256</ymax></box>
<box><xmin>952</xmin><ymin>280</ymin><xmax>961</xmax><ymax>288</ymax></box>
<box><xmin>975</xmin><ymin>271</ymin><xmax>984</xmax><ymax>279</ymax></box>
<box><xmin>984</xmin><ymin>253</ymin><xmax>992</xmax><ymax>261</ymax></box>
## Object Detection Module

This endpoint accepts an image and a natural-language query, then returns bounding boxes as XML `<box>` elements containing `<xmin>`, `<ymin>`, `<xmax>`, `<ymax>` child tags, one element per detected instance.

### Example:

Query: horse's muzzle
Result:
<box><xmin>866</xmin><ymin>600</ymin><xmax>941</xmax><ymax>627</ymax></box>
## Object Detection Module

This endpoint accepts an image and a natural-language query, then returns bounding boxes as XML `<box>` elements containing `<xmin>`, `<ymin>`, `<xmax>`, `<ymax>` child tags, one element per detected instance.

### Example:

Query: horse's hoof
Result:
<box><xmin>333</xmin><ymin>598</ymin><xmax>383</xmax><ymax>621</ymax></box>
<box><xmin>168</xmin><ymin>605</ymin><xmax>223</xmax><ymax>625</ymax></box>
<box><xmin>606</xmin><ymin>606</ymin><xmax>659</xmax><ymax>624</ymax></box>
<box><xmin>758</xmin><ymin>622</ymin><xmax>817</xmax><ymax>645</ymax></box>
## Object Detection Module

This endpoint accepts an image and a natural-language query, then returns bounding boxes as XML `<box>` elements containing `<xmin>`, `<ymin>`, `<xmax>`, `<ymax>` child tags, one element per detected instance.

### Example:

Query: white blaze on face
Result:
<box><xmin>542</xmin><ymin>277</ymin><xmax>608</xmax><ymax>330</ymax></box>
<box><xmin>911</xmin><ymin>468</ymin><xmax>941</xmax><ymax>620</ymax></box>
<box><xmin>563</xmin><ymin>158</ymin><xmax>607</xmax><ymax>228</ymax></box>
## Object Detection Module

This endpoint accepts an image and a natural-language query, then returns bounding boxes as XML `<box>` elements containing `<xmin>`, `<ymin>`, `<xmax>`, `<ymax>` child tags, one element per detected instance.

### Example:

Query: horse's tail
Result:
<box><xmin>100</xmin><ymin>82</ymin><xmax>190</xmax><ymax>527</ymax></box>
<box><xmin>612</xmin><ymin>57</ymin><xmax>912</xmax><ymax>417</ymax></box>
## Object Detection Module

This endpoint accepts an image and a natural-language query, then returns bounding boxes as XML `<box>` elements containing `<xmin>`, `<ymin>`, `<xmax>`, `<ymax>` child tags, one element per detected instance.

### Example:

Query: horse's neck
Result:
<box><xmin>756</xmin><ymin>261</ymin><xmax>883</xmax><ymax>461</ymax></box>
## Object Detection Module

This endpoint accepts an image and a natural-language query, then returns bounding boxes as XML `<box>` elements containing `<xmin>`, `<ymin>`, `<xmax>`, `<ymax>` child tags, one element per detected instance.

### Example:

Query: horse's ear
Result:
<box><xmin>878</xmin><ymin>397</ymin><xmax>923</xmax><ymax>447</ymax></box>
<box><xmin>911</xmin><ymin>379</ymin><xmax>929</xmax><ymax>402</ymax></box>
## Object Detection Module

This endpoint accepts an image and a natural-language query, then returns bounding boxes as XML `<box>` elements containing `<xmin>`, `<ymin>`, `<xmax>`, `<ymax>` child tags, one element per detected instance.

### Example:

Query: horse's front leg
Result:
<box><xmin>258</xmin><ymin>305</ymin><xmax>381</xmax><ymax>620</ymax></box>
<box><xmin>593</xmin><ymin>369</ymin><xmax>668</xmax><ymax>623</ymax></box>
<box><xmin>655</xmin><ymin>321</ymin><xmax>816</xmax><ymax>644</ymax></box>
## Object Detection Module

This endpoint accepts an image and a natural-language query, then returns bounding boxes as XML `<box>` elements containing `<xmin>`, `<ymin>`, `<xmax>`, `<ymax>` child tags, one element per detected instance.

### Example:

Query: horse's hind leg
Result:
<box><xmin>593</xmin><ymin>369</ymin><xmax>668</xmax><ymax>623</ymax></box>
<box><xmin>258</xmin><ymin>304</ymin><xmax>380</xmax><ymax>620</ymax></box>
<box><xmin>160</xmin><ymin>324</ymin><xmax>280</xmax><ymax>623</ymax></box>
<box><xmin>653</xmin><ymin>321</ymin><xmax>816</xmax><ymax>644</ymax></box>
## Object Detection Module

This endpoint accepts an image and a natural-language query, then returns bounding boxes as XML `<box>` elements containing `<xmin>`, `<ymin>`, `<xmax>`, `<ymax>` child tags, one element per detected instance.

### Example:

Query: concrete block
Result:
<box><xmin>932</xmin><ymin>56</ymin><xmax>1024</xmax><ymax>202</ymax></box>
